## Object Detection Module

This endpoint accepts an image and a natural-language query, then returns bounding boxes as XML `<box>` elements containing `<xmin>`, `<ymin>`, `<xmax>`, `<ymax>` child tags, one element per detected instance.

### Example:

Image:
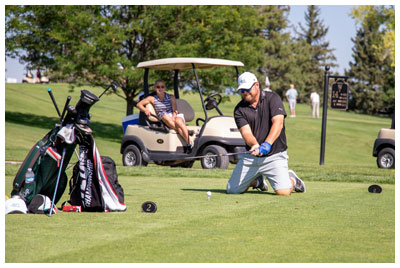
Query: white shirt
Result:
<box><xmin>310</xmin><ymin>92</ymin><xmax>320</xmax><ymax>103</ymax></box>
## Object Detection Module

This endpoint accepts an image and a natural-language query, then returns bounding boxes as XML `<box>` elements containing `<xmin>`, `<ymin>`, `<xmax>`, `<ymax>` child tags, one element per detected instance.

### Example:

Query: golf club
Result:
<box><xmin>98</xmin><ymin>81</ymin><xmax>119</xmax><ymax>99</ymax></box>
<box><xmin>47</xmin><ymin>88</ymin><xmax>61</xmax><ymax>117</ymax></box>
<box><xmin>142</xmin><ymin>150</ymin><xmax>252</xmax><ymax>163</ymax></box>
<box><xmin>60</xmin><ymin>96</ymin><xmax>71</xmax><ymax>123</ymax></box>
<box><xmin>48</xmin><ymin>147</ymin><xmax>66</xmax><ymax>217</ymax></box>
<box><xmin>47</xmin><ymin>90</ymin><xmax>79</xmax><ymax>159</ymax></box>
<box><xmin>182</xmin><ymin>151</ymin><xmax>252</xmax><ymax>160</ymax></box>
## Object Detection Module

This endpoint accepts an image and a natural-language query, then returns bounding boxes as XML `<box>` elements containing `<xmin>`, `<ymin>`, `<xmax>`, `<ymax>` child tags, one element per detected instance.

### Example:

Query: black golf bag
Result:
<box><xmin>10</xmin><ymin>83</ymin><xmax>125</xmax><ymax>212</ymax></box>
<box><xmin>67</xmin><ymin>134</ymin><xmax>126</xmax><ymax>212</ymax></box>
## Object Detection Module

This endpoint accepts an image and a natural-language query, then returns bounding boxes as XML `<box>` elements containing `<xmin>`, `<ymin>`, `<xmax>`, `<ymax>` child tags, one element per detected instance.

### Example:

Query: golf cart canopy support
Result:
<box><xmin>137</xmin><ymin>57</ymin><xmax>244</xmax><ymax>120</ymax></box>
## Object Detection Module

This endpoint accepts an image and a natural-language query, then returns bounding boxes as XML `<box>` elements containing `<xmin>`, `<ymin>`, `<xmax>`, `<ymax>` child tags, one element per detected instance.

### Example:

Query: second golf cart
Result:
<box><xmin>121</xmin><ymin>57</ymin><xmax>246</xmax><ymax>169</ymax></box>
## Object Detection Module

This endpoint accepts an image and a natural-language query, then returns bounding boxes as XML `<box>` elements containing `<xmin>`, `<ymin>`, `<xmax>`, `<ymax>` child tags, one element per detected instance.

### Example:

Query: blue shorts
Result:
<box><xmin>226</xmin><ymin>151</ymin><xmax>292</xmax><ymax>194</ymax></box>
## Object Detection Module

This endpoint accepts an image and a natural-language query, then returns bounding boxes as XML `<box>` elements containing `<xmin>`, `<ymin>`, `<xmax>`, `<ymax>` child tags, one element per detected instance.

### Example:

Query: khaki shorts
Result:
<box><xmin>226</xmin><ymin>151</ymin><xmax>292</xmax><ymax>194</ymax></box>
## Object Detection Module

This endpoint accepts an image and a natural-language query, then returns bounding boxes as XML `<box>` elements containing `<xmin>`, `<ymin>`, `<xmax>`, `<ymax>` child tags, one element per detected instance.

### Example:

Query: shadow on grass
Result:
<box><xmin>5</xmin><ymin>111</ymin><xmax>123</xmax><ymax>142</ymax></box>
<box><xmin>181</xmin><ymin>188</ymin><xmax>275</xmax><ymax>195</ymax></box>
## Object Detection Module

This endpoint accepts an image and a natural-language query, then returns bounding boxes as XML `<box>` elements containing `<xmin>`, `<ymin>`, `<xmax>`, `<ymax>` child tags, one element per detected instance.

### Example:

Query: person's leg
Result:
<box><xmin>316</xmin><ymin>102</ymin><xmax>320</xmax><ymax>118</ymax></box>
<box><xmin>289</xmin><ymin>100</ymin><xmax>296</xmax><ymax>117</ymax></box>
<box><xmin>312</xmin><ymin>102</ymin><xmax>316</xmax><ymax>118</ymax></box>
<box><xmin>162</xmin><ymin>114</ymin><xmax>188</xmax><ymax>142</ymax></box>
<box><xmin>175</xmin><ymin>117</ymin><xmax>190</xmax><ymax>144</ymax></box>
<box><xmin>161</xmin><ymin>114</ymin><xmax>176</xmax><ymax>129</ymax></box>
<box><xmin>293</xmin><ymin>100</ymin><xmax>296</xmax><ymax>116</ymax></box>
<box><xmin>259</xmin><ymin>152</ymin><xmax>293</xmax><ymax>195</ymax></box>
<box><xmin>227</xmin><ymin>156</ymin><xmax>260</xmax><ymax>194</ymax></box>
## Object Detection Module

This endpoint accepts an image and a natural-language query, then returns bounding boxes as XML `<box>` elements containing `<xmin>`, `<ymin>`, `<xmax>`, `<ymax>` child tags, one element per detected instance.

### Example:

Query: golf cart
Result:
<box><xmin>373</xmin><ymin>110</ymin><xmax>395</xmax><ymax>169</ymax></box>
<box><xmin>120</xmin><ymin>57</ymin><xmax>246</xmax><ymax>169</ymax></box>
<box><xmin>22</xmin><ymin>71</ymin><xmax>49</xmax><ymax>84</ymax></box>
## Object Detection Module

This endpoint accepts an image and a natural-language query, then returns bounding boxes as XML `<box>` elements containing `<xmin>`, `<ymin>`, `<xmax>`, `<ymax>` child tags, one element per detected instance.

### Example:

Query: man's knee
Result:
<box><xmin>226</xmin><ymin>183</ymin><xmax>242</xmax><ymax>194</ymax></box>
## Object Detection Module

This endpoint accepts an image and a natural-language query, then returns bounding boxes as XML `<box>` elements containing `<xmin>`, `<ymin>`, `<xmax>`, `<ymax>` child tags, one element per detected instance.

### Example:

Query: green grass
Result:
<box><xmin>4</xmin><ymin>83</ymin><xmax>395</xmax><ymax>262</ymax></box>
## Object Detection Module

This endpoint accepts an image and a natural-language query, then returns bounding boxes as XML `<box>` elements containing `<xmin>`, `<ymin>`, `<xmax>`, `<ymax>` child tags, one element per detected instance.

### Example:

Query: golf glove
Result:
<box><xmin>258</xmin><ymin>142</ymin><xmax>271</xmax><ymax>155</ymax></box>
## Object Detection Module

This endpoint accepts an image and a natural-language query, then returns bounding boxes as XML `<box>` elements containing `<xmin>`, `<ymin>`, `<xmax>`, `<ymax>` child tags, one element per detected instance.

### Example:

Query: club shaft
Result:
<box><xmin>98</xmin><ymin>85</ymin><xmax>110</xmax><ymax>99</ymax></box>
<box><xmin>60</xmin><ymin>96</ymin><xmax>71</xmax><ymax>123</ymax></box>
<box><xmin>49</xmin><ymin>147</ymin><xmax>66</xmax><ymax>217</ymax></box>
<box><xmin>184</xmin><ymin>151</ymin><xmax>251</xmax><ymax>160</ymax></box>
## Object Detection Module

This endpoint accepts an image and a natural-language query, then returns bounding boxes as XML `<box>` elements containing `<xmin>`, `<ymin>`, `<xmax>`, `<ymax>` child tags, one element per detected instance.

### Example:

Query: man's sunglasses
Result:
<box><xmin>240</xmin><ymin>88</ymin><xmax>251</xmax><ymax>94</ymax></box>
<box><xmin>156</xmin><ymin>85</ymin><xmax>165</xmax><ymax>89</ymax></box>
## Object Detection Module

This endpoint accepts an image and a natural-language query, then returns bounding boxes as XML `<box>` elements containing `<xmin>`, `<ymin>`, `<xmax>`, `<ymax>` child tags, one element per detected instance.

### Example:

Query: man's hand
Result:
<box><xmin>258</xmin><ymin>142</ymin><xmax>271</xmax><ymax>156</ymax></box>
<box><xmin>250</xmin><ymin>144</ymin><xmax>260</xmax><ymax>156</ymax></box>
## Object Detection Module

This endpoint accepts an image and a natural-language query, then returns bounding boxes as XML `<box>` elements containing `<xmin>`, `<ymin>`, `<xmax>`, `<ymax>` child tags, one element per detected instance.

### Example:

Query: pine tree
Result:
<box><xmin>296</xmin><ymin>5</ymin><xmax>337</xmax><ymax>102</ymax></box>
<box><xmin>346</xmin><ymin>6</ymin><xmax>394</xmax><ymax>115</ymax></box>
<box><xmin>256</xmin><ymin>5</ymin><xmax>305</xmax><ymax>99</ymax></box>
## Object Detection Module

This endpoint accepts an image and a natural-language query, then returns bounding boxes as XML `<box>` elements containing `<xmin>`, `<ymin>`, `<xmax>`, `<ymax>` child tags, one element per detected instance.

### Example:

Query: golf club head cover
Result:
<box><xmin>259</xmin><ymin>142</ymin><xmax>271</xmax><ymax>155</ymax></box>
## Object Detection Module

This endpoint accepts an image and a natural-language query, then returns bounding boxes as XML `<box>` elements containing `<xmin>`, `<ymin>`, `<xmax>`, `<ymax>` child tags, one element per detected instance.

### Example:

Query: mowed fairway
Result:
<box><xmin>4</xmin><ymin>83</ymin><xmax>395</xmax><ymax>262</ymax></box>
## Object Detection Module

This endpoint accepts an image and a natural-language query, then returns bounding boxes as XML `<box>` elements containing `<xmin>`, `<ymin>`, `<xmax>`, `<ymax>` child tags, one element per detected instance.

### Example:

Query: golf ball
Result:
<box><xmin>207</xmin><ymin>191</ymin><xmax>212</xmax><ymax>197</ymax></box>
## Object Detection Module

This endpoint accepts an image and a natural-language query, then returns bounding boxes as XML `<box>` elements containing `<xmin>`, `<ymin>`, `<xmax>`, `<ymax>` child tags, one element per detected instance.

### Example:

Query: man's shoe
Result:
<box><xmin>252</xmin><ymin>175</ymin><xmax>268</xmax><ymax>191</ymax></box>
<box><xmin>289</xmin><ymin>169</ymin><xmax>306</xmax><ymax>193</ymax></box>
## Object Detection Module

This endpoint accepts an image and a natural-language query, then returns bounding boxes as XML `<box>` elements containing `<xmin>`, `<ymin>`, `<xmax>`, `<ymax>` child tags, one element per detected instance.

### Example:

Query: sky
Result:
<box><xmin>4</xmin><ymin>5</ymin><xmax>358</xmax><ymax>81</ymax></box>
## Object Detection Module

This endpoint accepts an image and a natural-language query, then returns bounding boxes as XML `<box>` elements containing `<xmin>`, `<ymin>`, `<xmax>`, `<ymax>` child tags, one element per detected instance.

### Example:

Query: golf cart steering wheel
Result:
<box><xmin>204</xmin><ymin>93</ymin><xmax>222</xmax><ymax>111</ymax></box>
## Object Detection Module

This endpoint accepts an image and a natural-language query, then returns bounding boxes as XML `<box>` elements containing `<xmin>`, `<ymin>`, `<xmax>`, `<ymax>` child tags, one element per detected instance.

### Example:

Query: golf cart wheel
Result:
<box><xmin>200</xmin><ymin>145</ymin><xmax>229</xmax><ymax>169</ymax></box>
<box><xmin>122</xmin><ymin>145</ymin><xmax>147</xmax><ymax>166</ymax></box>
<box><xmin>377</xmin><ymin>148</ymin><xmax>395</xmax><ymax>169</ymax></box>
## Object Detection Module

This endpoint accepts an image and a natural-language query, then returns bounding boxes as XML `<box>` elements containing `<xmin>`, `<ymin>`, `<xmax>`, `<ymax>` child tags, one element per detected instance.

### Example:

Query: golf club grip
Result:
<box><xmin>60</xmin><ymin>96</ymin><xmax>71</xmax><ymax>123</ymax></box>
<box><xmin>47</xmin><ymin>89</ymin><xmax>61</xmax><ymax>117</ymax></box>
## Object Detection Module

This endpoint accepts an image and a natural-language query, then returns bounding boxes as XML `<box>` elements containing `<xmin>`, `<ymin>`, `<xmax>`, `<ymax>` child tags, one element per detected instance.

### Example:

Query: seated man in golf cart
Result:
<box><xmin>136</xmin><ymin>80</ymin><xmax>193</xmax><ymax>153</ymax></box>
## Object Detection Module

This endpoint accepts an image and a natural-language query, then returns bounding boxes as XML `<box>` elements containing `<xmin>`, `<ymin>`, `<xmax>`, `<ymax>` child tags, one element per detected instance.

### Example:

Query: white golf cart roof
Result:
<box><xmin>137</xmin><ymin>57</ymin><xmax>244</xmax><ymax>71</ymax></box>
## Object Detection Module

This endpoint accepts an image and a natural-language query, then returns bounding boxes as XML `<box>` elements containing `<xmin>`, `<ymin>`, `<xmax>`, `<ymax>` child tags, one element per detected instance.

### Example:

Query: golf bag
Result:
<box><xmin>67</xmin><ymin>135</ymin><xmax>126</xmax><ymax>212</ymax></box>
<box><xmin>10</xmin><ymin>82</ymin><xmax>125</xmax><ymax>213</ymax></box>
<box><xmin>11</xmin><ymin>126</ymin><xmax>76</xmax><ymax>205</ymax></box>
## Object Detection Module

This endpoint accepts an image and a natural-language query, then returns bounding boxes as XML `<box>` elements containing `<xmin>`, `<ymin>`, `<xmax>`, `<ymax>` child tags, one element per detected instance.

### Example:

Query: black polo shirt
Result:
<box><xmin>234</xmin><ymin>91</ymin><xmax>288</xmax><ymax>156</ymax></box>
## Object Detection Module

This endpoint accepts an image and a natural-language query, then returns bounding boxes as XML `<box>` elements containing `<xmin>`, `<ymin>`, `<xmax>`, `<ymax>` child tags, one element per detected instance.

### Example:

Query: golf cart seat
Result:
<box><xmin>176</xmin><ymin>99</ymin><xmax>195</xmax><ymax>122</ymax></box>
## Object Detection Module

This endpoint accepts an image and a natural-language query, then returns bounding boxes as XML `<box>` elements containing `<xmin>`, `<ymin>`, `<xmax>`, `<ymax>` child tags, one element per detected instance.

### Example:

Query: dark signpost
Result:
<box><xmin>320</xmin><ymin>66</ymin><xmax>349</xmax><ymax>165</ymax></box>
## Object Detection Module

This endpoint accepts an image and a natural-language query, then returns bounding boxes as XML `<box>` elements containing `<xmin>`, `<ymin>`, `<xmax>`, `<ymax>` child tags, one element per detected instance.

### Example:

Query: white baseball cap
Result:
<box><xmin>237</xmin><ymin>72</ymin><xmax>258</xmax><ymax>91</ymax></box>
<box><xmin>5</xmin><ymin>196</ymin><xmax>28</xmax><ymax>215</ymax></box>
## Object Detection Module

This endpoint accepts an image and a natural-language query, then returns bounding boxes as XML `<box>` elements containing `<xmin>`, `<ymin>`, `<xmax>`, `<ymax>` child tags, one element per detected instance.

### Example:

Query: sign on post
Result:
<box><xmin>331</xmin><ymin>80</ymin><xmax>349</xmax><ymax>110</ymax></box>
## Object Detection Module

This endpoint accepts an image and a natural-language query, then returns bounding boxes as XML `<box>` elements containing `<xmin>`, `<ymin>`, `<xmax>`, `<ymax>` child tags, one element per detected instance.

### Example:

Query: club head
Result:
<box><xmin>110</xmin><ymin>81</ymin><xmax>119</xmax><ymax>92</ymax></box>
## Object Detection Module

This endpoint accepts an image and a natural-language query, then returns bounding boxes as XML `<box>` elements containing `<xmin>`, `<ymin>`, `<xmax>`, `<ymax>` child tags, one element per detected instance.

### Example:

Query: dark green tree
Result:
<box><xmin>295</xmin><ymin>5</ymin><xmax>337</xmax><ymax>102</ymax></box>
<box><xmin>346</xmin><ymin>6</ymin><xmax>395</xmax><ymax>115</ymax></box>
<box><xmin>256</xmin><ymin>5</ymin><xmax>293</xmax><ymax>98</ymax></box>
<box><xmin>6</xmin><ymin>5</ymin><xmax>265</xmax><ymax>115</ymax></box>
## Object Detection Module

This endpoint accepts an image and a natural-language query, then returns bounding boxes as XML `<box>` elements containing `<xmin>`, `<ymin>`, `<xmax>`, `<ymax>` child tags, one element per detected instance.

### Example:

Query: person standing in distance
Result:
<box><xmin>285</xmin><ymin>84</ymin><xmax>298</xmax><ymax>117</ymax></box>
<box><xmin>310</xmin><ymin>91</ymin><xmax>320</xmax><ymax>118</ymax></box>
<box><xmin>226</xmin><ymin>72</ymin><xmax>305</xmax><ymax>195</ymax></box>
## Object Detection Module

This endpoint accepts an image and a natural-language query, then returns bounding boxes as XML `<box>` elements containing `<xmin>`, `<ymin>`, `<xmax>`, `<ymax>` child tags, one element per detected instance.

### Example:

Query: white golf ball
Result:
<box><xmin>207</xmin><ymin>191</ymin><xmax>212</xmax><ymax>197</ymax></box>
